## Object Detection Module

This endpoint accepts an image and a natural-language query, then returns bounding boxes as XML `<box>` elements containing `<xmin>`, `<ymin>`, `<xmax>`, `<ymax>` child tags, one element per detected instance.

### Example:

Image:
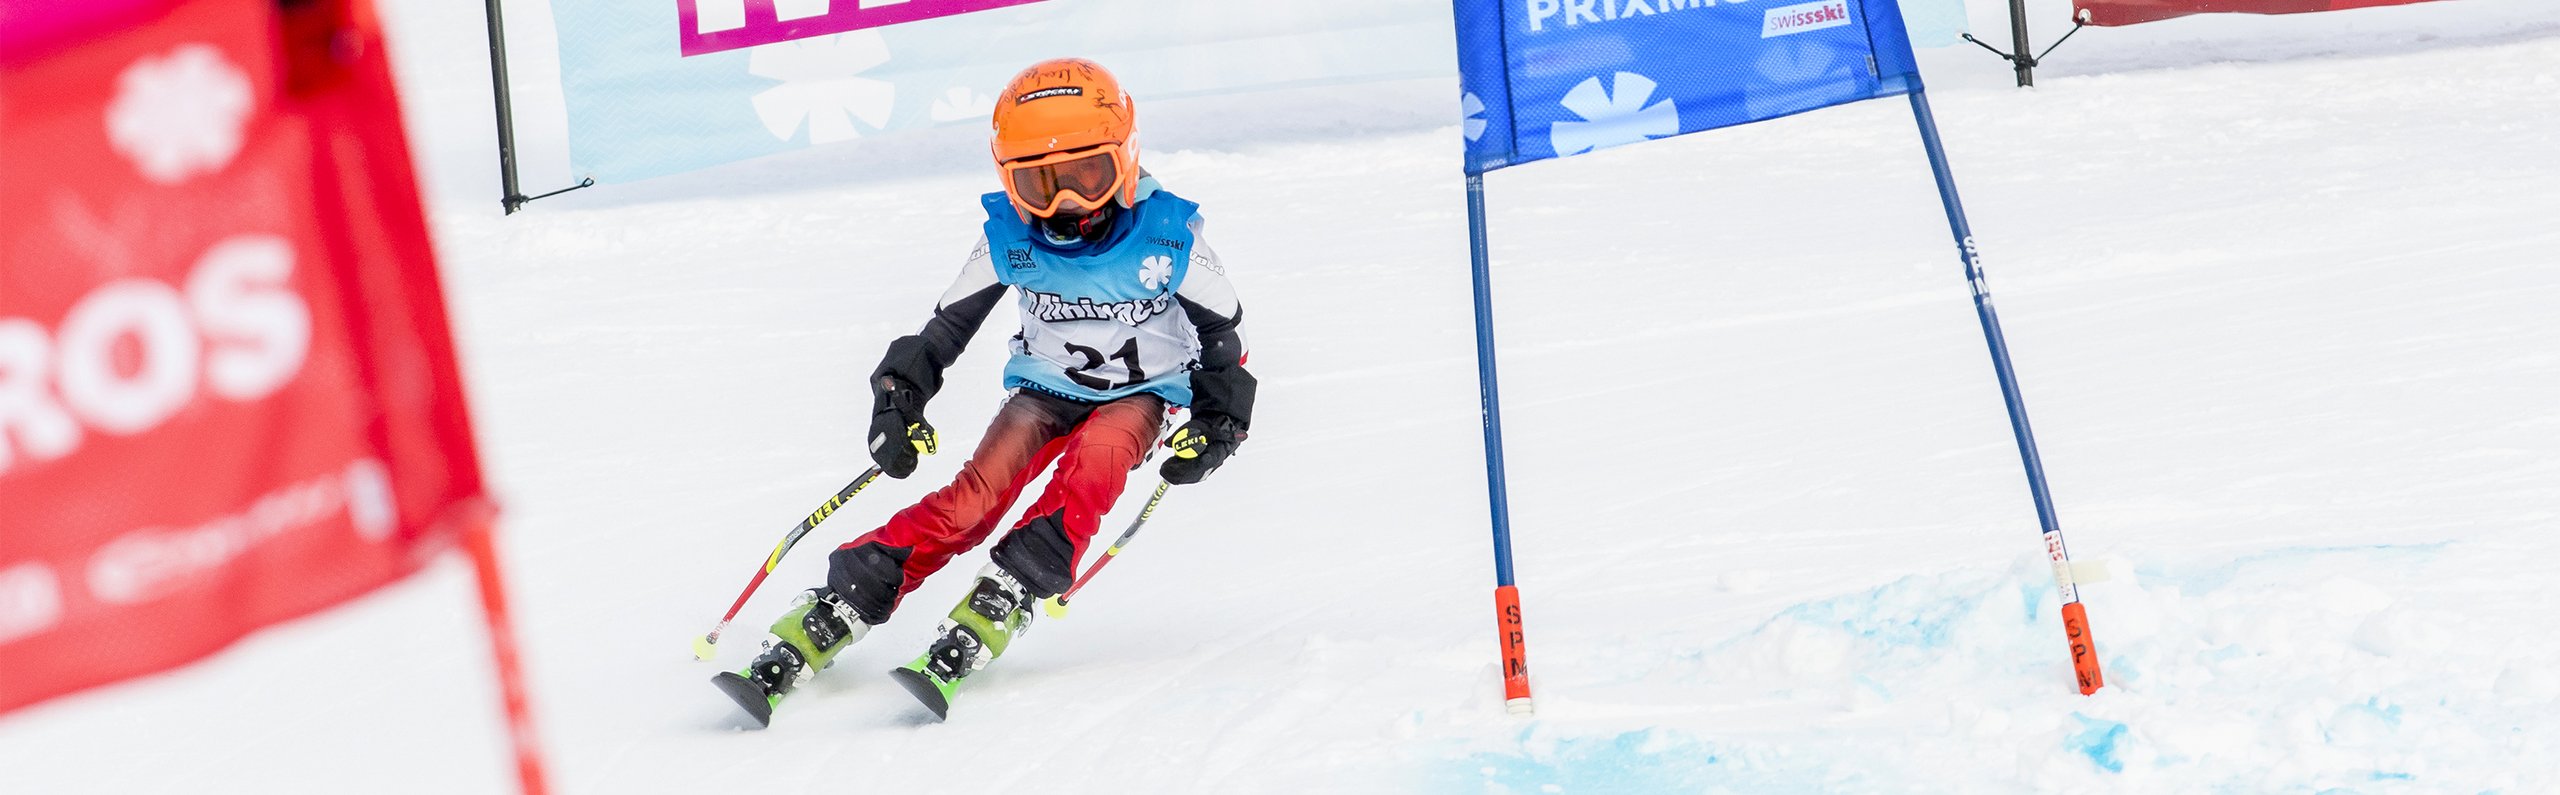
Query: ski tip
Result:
<box><xmin>692</xmin><ymin>634</ymin><xmax>718</xmax><ymax>662</ymax></box>
<box><xmin>887</xmin><ymin>667</ymin><xmax>950</xmax><ymax>721</ymax></box>
<box><xmin>1040</xmin><ymin>596</ymin><xmax>1070</xmax><ymax>620</ymax></box>
<box><xmin>710</xmin><ymin>671</ymin><xmax>775</xmax><ymax>728</ymax></box>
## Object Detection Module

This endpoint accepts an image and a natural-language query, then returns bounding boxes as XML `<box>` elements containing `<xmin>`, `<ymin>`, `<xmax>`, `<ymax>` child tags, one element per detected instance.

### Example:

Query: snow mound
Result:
<box><xmin>1446</xmin><ymin>546</ymin><xmax>2559</xmax><ymax>792</ymax></box>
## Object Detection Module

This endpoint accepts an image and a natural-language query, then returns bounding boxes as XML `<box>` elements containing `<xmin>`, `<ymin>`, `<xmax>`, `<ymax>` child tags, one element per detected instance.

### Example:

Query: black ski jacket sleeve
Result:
<box><xmin>872</xmin><ymin>236</ymin><xmax>1006</xmax><ymax>408</ymax></box>
<box><xmin>1175</xmin><ymin>227</ymin><xmax>1256</xmax><ymax>431</ymax></box>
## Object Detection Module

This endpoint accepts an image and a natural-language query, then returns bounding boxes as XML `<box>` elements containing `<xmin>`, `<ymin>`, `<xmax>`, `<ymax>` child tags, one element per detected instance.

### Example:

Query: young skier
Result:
<box><xmin>714</xmin><ymin>58</ymin><xmax>1255</xmax><ymax>723</ymax></box>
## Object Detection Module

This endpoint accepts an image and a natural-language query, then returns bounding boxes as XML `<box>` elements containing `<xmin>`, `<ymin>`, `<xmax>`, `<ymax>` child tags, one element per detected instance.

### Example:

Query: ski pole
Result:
<box><xmin>693</xmin><ymin>467</ymin><xmax>884</xmax><ymax>661</ymax></box>
<box><xmin>1040</xmin><ymin>480</ymin><xmax>1171</xmax><ymax>619</ymax></box>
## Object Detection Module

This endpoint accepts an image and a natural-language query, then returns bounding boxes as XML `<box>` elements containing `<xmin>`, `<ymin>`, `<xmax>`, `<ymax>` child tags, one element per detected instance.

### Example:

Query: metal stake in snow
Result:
<box><xmin>1907</xmin><ymin>87</ymin><xmax>2104</xmax><ymax>695</ymax></box>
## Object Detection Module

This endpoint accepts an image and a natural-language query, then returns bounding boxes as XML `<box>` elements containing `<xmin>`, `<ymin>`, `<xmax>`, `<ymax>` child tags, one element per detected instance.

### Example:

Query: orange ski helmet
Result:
<box><xmin>991</xmin><ymin>58</ymin><xmax>1139</xmax><ymax>221</ymax></box>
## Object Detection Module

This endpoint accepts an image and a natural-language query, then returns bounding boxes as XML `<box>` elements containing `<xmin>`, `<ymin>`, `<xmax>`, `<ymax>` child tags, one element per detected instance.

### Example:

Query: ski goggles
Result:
<box><xmin>1001</xmin><ymin>145</ymin><xmax>1126</xmax><ymax>218</ymax></box>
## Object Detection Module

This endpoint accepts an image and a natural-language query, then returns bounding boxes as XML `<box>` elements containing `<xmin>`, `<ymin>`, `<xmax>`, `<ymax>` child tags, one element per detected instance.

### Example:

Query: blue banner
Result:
<box><xmin>1455</xmin><ymin>0</ymin><xmax>1923</xmax><ymax>174</ymax></box>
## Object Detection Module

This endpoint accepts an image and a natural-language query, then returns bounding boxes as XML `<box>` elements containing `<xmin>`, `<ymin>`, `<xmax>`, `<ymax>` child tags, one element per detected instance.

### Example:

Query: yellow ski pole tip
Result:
<box><xmin>1041</xmin><ymin>597</ymin><xmax>1070</xmax><ymax>619</ymax></box>
<box><xmin>693</xmin><ymin>634</ymin><xmax>718</xmax><ymax>662</ymax></box>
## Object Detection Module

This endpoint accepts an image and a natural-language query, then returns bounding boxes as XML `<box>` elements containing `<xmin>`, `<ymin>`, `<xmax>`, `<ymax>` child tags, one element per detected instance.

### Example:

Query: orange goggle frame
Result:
<box><xmin>1001</xmin><ymin>145</ymin><xmax>1127</xmax><ymax>219</ymax></box>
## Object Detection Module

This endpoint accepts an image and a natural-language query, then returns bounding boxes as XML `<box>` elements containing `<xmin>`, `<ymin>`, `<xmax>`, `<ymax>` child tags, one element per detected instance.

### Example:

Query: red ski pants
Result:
<box><xmin>840</xmin><ymin>390</ymin><xmax>1165</xmax><ymax>597</ymax></box>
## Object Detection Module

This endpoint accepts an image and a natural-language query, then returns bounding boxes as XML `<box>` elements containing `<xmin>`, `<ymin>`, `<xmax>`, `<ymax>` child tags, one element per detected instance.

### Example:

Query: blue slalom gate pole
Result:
<box><xmin>1465</xmin><ymin>173</ymin><xmax>1536</xmax><ymax>715</ymax></box>
<box><xmin>1907</xmin><ymin>87</ymin><xmax>2104</xmax><ymax>695</ymax></box>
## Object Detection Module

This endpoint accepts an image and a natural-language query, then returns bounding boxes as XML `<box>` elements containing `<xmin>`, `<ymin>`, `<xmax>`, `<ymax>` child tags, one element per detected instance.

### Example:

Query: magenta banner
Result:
<box><xmin>0</xmin><ymin>0</ymin><xmax>180</xmax><ymax>62</ymax></box>
<box><xmin>676</xmin><ymin>0</ymin><xmax>1049</xmax><ymax>57</ymax></box>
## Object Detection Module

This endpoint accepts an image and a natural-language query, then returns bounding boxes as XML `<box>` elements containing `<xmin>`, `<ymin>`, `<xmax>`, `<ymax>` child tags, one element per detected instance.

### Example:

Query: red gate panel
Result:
<box><xmin>0</xmin><ymin>0</ymin><xmax>489</xmax><ymax>716</ymax></box>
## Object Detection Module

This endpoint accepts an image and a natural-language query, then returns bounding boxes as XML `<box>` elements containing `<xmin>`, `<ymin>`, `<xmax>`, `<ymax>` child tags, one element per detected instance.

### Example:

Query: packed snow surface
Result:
<box><xmin>3</xmin><ymin>0</ymin><xmax>2557</xmax><ymax>792</ymax></box>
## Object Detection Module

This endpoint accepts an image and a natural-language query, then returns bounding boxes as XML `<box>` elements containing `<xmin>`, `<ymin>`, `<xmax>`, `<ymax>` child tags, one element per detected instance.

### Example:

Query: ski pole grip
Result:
<box><xmin>2061</xmin><ymin>601</ymin><xmax>2103</xmax><ymax>695</ymax></box>
<box><xmin>1494</xmin><ymin>585</ymin><xmax>1534</xmax><ymax>714</ymax></box>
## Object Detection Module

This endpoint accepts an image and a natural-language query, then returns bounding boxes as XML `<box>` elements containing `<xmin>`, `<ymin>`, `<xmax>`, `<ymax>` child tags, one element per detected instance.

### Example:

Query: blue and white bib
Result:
<box><xmin>983</xmin><ymin>186</ymin><xmax>1202</xmax><ymax>406</ymax></box>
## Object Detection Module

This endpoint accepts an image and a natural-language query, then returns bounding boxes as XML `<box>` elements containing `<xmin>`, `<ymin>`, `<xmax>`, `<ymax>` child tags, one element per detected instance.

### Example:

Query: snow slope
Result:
<box><xmin>4</xmin><ymin>1</ymin><xmax>2558</xmax><ymax>792</ymax></box>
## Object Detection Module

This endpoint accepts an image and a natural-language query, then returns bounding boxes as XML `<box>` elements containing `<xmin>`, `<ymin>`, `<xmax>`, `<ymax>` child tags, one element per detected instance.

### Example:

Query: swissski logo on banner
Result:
<box><xmin>0</xmin><ymin>0</ymin><xmax>493</xmax><ymax>715</ymax></box>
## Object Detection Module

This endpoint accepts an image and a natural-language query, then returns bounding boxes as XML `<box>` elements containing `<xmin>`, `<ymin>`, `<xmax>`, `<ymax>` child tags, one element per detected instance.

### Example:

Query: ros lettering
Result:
<box><xmin>0</xmin><ymin>234</ymin><xmax>310</xmax><ymax>478</ymax></box>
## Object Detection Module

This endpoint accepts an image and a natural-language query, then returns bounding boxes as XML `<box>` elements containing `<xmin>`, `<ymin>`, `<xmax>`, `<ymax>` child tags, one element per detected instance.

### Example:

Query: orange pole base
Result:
<box><xmin>2061</xmin><ymin>601</ymin><xmax>2103</xmax><ymax>696</ymax></box>
<box><xmin>1494</xmin><ymin>585</ymin><xmax>1534</xmax><ymax>714</ymax></box>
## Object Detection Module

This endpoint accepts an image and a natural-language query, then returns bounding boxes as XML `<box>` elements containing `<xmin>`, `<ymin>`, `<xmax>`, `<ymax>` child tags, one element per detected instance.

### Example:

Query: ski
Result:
<box><xmin>706</xmin><ymin>589</ymin><xmax>869</xmax><ymax>728</ymax></box>
<box><xmin>887</xmin><ymin>661</ymin><xmax>956</xmax><ymax>721</ymax></box>
<box><xmin>710</xmin><ymin>670</ymin><xmax>781</xmax><ymax>728</ymax></box>
<box><xmin>884</xmin><ymin>565</ymin><xmax>1037</xmax><ymax>721</ymax></box>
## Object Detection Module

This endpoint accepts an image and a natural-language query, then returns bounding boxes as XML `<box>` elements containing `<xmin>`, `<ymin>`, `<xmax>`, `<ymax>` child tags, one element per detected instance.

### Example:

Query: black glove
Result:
<box><xmin>867</xmin><ymin>375</ymin><xmax>937</xmax><ymax>478</ymax></box>
<box><xmin>1158</xmin><ymin>415</ymin><xmax>1244</xmax><ymax>485</ymax></box>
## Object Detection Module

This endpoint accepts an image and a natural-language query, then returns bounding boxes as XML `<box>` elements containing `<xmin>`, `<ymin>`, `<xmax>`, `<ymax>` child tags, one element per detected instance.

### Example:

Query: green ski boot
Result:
<box><xmin>711</xmin><ymin>588</ymin><xmax>869</xmax><ymax>727</ymax></box>
<box><xmin>889</xmin><ymin>564</ymin><xmax>1036</xmax><ymax>720</ymax></box>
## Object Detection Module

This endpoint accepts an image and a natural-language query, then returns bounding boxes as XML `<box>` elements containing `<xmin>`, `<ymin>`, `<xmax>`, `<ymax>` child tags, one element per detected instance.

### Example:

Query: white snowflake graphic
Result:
<box><xmin>747</xmin><ymin>32</ymin><xmax>895</xmax><ymax>145</ymax></box>
<box><xmin>1549</xmin><ymin>72</ymin><xmax>1680</xmax><ymax>157</ymax></box>
<box><xmin>929</xmin><ymin>85</ymin><xmax>995</xmax><ymax>123</ymax></box>
<box><xmin>106</xmin><ymin>44</ymin><xmax>254</xmax><ymax>185</ymax></box>
<box><xmin>1138</xmin><ymin>256</ymin><xmax>1174</xmax><ymax>291</ymax></box>
<box><xmin>1461</xmin><ymin>91</ymin><xmax>1487</xmax><ymax>142</ymax></box>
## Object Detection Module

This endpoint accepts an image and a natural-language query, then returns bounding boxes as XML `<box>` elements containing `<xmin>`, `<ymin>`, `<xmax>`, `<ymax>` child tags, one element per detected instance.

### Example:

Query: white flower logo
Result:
<box><xmin>1461</xmin><ymin>91</ymin><xmax>1487</xmax><ymax>142</ymax></box>
<box><xmin>107</xmin><ymin>44</ymin><xmax>254</xmax><ymax>185</ymax></box>
<box><xmin>1549</xmin><ymin>72</ymin><xmax>1680</xmax><ymax>157</ymax></box>
<box><xmin>747</xmin><ymin>32</ymin><xmax>895</xmax><ymax>145</ymax></box>
<box><xmin>1138</xmin><ymin>256</ymin><xmax>1173</xmax><ymax>291</ymax></box>
<box><xmin>929</xmin><ymin>86</ymin><xmax>996</xmax><ymax>123</ymax></box>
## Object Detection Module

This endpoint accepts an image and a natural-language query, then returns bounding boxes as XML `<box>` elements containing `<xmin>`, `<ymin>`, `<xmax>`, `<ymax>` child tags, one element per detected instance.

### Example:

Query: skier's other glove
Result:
<box><xmin>868</xmin><ymin>375</ymin><xmax>937</xmax><ymax>478</ymax></box>
<box><xmin>1158</xmin><ymin>415</ymin><xmax>1244</xmax><ymax>485</ymax></box>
